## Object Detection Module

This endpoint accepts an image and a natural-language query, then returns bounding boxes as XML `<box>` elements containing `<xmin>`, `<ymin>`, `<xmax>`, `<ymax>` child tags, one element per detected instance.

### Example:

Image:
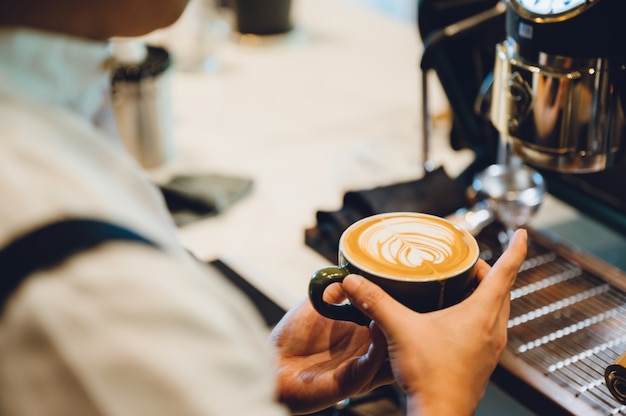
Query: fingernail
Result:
<box><xmin>342</xmin><ymin>274</ymin><xmax>363</xmax><ymax>295</ymax></box>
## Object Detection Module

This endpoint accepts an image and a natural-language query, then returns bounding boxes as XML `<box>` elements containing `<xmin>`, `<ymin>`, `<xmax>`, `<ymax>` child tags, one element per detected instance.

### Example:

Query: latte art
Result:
<box><xmin>341</xmin><ymin>213</ymin><xmax>478</xmax><ymax>280</ymax></box>
<box><xmin>362</xmin><ymin>219</ymin><xmax>456</xmax><ymax>267</ymax></box>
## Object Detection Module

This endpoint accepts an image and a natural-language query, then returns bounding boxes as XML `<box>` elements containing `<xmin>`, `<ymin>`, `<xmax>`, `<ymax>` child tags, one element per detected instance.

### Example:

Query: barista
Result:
<box><xmin>0</xmin><ymin>1</ymin><xmax>527</xmax><ymax>415</ymax></box>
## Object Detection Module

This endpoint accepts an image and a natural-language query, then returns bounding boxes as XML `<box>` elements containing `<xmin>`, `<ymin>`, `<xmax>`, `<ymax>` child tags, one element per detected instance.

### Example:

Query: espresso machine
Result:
<box><xmin>418</xmin><ymin>0</ymin><xmax>626</xmax><ymax>414</ymax></box>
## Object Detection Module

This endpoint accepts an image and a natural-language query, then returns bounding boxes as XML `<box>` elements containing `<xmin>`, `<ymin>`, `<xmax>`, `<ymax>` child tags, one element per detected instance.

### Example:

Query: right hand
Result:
<box><xmin>341</xmin><ymin>229</ymin><xmax>528</xmax><ymax>416</ymax></box>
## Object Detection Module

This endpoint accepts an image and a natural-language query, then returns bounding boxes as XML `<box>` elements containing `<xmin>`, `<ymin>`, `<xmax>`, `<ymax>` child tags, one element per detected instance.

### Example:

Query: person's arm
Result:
<box><xmin>342</xmin><ymin>229</ymin><xmax>527</xmax><ymax>415</ymax></box>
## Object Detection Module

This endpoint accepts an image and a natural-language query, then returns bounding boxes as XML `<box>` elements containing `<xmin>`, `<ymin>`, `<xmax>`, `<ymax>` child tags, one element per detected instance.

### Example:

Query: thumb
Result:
<box><xmin>342</xmin><ymin>274</ymin><xmax>408</xmax><ymax>329</ymax></box>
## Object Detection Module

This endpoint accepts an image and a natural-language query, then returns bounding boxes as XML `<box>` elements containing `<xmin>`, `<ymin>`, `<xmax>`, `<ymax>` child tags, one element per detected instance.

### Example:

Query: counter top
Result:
<box><xmin>152</xmin><ymin>0</ymin><xmax>431</xmax><ymax>309</ymax></box>
<box><xmin>150</xmin><ymin>0</ymin><xmax>626</xmax><ymax>311</ymax></box>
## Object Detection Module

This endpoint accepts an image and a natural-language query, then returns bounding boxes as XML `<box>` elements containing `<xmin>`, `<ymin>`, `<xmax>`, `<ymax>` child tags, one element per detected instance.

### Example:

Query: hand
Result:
<box><xmin>341</xmin><ymin>229</ymin><xmax>528</xmax><ymax>416</ymax></box>
<box><xmin>270</xmin><ymin>282</ymin><xmax>393</xmax><ymax>415</ymax></box>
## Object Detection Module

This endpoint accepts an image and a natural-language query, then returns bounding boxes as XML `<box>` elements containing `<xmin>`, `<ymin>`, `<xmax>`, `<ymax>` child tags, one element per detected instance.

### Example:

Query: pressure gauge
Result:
<box><xmin>510</xmin><ymin>0</ymin><xmax>599</xmax><ymax>21</ymax></box>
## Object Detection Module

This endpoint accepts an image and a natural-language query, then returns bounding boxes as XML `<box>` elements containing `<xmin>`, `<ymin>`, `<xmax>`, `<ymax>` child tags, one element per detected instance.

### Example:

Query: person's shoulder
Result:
<box><xmin>0</xmin><ymin>241</ymin><xmax>289</xmax><ymax>416</ymax></box>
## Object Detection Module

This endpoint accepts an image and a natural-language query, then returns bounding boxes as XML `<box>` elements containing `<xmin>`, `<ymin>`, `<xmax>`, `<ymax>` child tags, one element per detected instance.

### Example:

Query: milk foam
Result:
<box><xmin>341</xmin><ymin>213</ymin><xmax>478</xmax><ymax>280</ymax></box>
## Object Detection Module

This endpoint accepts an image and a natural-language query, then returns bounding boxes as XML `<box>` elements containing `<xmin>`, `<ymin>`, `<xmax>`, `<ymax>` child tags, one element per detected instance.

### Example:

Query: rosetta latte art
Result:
<box><xmin>342</xmin><ymin>213</ymin><xmax>477</xmax><ymax>280</ymax></box>
<box><xmin>361</xmin><ymin>218</ymin><xmax>456</xmax><ymax>268</ymax></box>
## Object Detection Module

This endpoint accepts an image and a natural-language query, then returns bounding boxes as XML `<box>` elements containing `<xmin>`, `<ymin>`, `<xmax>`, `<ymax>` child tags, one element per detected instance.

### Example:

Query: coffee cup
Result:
<box><xmin>309</xmin><ymin>212</ymin><xmax>480</xmax><ymax>325</ymax></box>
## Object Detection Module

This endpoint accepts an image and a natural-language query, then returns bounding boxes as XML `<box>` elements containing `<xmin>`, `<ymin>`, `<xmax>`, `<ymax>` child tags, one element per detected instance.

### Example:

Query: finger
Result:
<box><xmin>355</xmin><ymin>322</ymin><xmax>388</xmax><ymax>375</ymax></box>
<box><xmin>473</xmin><ymin>229</ymin><xmax>527</xmax><ymax>307</ymax></box>
<box><xmin>474</xmin><ymin>259</ymin><xmax>491</xmax><ymax>284</ymax></box>
<box><xmin>491</xmin><ymin>229</ymin><xmax>528</xmax><ymax>284</ymax></box>
<box><xmin>341</xmin><ymin>274</ymin><xmax>408</xmax><ymax>331</ymax></box>
<box><xmin>368</xmin><ymin>321</ymin><xmax>388</xmax><ymax>361</ymax></box>
<box><xmin>369</xmin><ymin>322</ymin><xmax>394</xmax><ymax>385</ymax></box>
<box><xmin>322</xmin><ymin>282</ymin><xmax>348</xmax><ymax>304</ymax></box>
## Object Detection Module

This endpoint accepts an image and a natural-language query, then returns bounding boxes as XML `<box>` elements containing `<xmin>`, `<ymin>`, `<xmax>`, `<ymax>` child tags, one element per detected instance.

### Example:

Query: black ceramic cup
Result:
<box><xmin>309</xmin><ymin>212</ymin><xmax>480</xmax><ymax>326</ymax></box>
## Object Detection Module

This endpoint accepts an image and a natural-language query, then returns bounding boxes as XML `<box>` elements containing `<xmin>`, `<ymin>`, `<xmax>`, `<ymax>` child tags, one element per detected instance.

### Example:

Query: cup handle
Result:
<box><xmin>308</xmin><ymin>266</ymin><xmax>371</xmax><ymax>326</ymax></box>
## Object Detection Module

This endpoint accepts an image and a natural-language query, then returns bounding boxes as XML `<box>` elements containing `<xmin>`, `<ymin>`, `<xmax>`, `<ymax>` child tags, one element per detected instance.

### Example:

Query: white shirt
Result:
<box><xmin>0</xmin><ymin>29</ymin><xmax>288</xmax><ymax>416</ymax></box>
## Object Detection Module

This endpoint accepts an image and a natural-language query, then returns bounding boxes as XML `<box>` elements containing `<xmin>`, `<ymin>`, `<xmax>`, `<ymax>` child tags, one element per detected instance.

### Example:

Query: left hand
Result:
<box><xmin>270</xmin><ymin>282</ymin><xmax>392</xmax><ymax>414</ymax></box>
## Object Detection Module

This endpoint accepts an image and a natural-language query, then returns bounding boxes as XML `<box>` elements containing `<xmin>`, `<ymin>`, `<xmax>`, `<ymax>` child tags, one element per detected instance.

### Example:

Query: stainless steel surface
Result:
<box><xmin>446</xmin><ymin>200</ymin><xmax>496</xmax><ymax>236</ymax></box>
<box><xmin>489</xmin><ymin>39</ymin><xmax>625</xmax><ymax>173</ymax></box>
<box><xmin>486</xmin><ymin>227</ymin><xmax>626</xmax><ymax>415</ymax></box>
<box><xmin>421</xmin><ymin>70</ymin><xmax>436</xmax><ymax>173</ymax></box>
<box><xmin>111</xmin><ymin>49</ymin><xmax>175</xmax><ymax>169</ymax></box>
<box><xmin>472</xmin><ymin>164</ymin><xmax>546</xmax><ymax>245</ymax></box>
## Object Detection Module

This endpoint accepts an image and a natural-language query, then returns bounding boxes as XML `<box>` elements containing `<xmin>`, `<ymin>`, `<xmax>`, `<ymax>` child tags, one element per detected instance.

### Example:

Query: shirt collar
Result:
<box><xmin>0</xmin><ymin>28</ymin><xmax>113</xmax><ymax>121</ymax></box>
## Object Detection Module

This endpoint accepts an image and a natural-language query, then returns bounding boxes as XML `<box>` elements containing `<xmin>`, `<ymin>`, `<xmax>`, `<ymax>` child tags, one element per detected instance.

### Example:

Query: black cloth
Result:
<box><xmin>0</xmin><ymin>217</ymin><xmax>286</xmax><ymax>329</ymax></box>
<box><xmin>159</xmin><ymin>173</ymin><xmax>253</xmax><ymax>227</ymax></box>
<box><xmin>209</xmin><ymin>259</ymin><xmax>286</xmax><ymax>327</ymax></box>
<box><xmin>305</xmin><ymin>167</ymin><xmax>470</xmax><ymax>262</ymax></box>
<box><xmin>0</xmin><ymin>219</ymin><xmax>158</xmax><ymax>313</ymax></box>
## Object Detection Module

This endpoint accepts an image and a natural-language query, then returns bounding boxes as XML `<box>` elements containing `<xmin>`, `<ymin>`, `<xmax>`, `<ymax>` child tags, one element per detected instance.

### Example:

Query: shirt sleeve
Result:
<box><xmin>0</xmin><ymin>242</ymin><xmax>290</xmax><ymax>416</ymax></box>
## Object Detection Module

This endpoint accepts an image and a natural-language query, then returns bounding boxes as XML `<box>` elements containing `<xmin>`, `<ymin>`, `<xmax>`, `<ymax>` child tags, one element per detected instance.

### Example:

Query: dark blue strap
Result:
<box><xmin>0</xmin><ymin>219</ymin><xmax>158</xmax><ymax>313</ymax></box>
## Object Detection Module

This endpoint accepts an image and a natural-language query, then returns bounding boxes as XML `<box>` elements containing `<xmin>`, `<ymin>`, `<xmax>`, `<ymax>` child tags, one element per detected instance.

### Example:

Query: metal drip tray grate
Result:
<box><xmin>479</xmin><ymin>228</ymin><xmax>626</xmax><ymax>415</ymax></box>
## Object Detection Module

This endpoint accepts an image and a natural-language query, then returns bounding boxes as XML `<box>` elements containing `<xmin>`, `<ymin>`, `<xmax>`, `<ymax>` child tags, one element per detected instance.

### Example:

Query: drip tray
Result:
<box><xmin>482</xmin><ymin>227</ymin><xmax>626</xmax><ymax>415</ymax></box>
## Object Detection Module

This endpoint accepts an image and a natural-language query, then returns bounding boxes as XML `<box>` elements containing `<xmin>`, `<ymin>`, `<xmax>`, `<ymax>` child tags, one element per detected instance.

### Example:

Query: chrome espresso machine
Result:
<box><xmin>418</xmin><ymin>0</ymin><xmax>626</xmax><ymax>414</ymax></box>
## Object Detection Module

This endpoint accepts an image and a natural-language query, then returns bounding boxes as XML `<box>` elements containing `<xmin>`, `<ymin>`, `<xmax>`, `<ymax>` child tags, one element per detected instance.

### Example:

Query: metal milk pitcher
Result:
<box><xmin>110</xmin><ymin>40</ymin><xmax>175</xmax><ymax>169</ymax></box>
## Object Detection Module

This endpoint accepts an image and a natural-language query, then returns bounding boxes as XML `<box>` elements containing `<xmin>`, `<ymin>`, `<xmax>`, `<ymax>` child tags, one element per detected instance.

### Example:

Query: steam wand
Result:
<box><xmin>420</xmin><ymin>69</ymin><xmax>436</xmax><ymax>174</ymax></box>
